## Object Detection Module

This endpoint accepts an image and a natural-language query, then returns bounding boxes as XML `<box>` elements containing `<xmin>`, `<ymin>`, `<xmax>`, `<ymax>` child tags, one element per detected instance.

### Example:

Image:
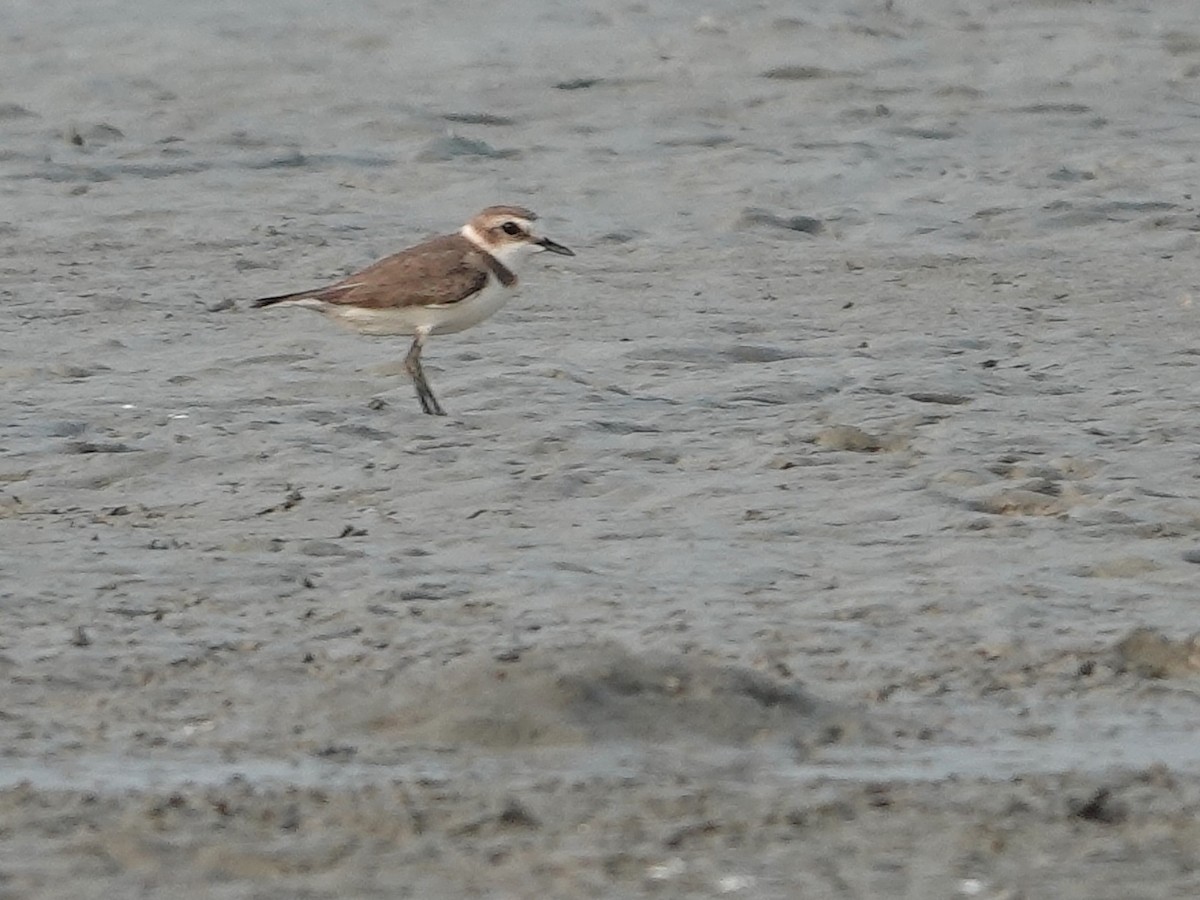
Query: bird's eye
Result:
<box><xmin>501</xmin><ymin>222</ymin><xmax>522</xmax><ymax>236</ymax></box>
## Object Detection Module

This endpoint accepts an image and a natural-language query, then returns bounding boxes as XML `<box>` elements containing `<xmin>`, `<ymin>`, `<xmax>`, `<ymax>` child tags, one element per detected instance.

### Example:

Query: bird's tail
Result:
<box><xmin>250</xmin><ymin>289</ymin><xmax>322</xmax><ymax>308</ymax></box>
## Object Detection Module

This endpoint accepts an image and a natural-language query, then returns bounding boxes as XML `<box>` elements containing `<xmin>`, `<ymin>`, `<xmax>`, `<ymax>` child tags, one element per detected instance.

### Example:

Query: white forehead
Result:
<box><xmin>479</xmin><ymin>214</ymin><xmax>533</xmax><ymax>230</ymax></box>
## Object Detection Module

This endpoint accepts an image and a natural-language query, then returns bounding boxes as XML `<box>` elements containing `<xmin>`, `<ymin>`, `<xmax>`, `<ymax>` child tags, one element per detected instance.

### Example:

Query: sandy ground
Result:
<box><xmin>4</xmin><ymin>0</ymin><xmax>1200</xmax><ymax>896</ymax></box>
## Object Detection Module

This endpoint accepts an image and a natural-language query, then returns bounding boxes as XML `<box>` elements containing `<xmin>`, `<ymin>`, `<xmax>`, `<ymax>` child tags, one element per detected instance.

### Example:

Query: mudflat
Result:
<box><xmin>3</xmin><ymin>1</ymin><xmax>1200</xmax><ymax>896</ymax></box>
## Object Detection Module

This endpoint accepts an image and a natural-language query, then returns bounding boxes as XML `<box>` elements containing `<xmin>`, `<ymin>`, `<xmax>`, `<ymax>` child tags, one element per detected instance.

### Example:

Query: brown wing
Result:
<box><xmin>312</xmin><ymin>234</ymin><xmax>493</xmax><ymax>309</ymax></box>
<box><xmin>253</xmin><ymin>234</ymin><xmax>494</xmax><ymax>310</ymax></box>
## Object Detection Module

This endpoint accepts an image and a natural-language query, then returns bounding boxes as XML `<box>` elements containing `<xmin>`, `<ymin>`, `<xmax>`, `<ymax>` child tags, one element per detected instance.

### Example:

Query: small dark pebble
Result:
<box><xmin>313</xmin><ymin>745</ymin><xmax>358</xmax><ymax>761</ymax></box>
<box><xmin>312</xmin><ymin>626</ymin><xmax>363</xmax><ymax>641</ymax></box>
<box><xmin>740</xmin><ymin>208</ymin><xmax>823</xmax><ymax>234</ymax></box>
<box><xmin>554</xmin><ymin>77</ymin><xmax>602</xmax><ymax>90</ymax></box>
<box><xmin>497</xmin><ymin>799</ymin><xmax>540</xmax><ymax>828</ymax></box>
<box><xmin>761</xmin><ymin>65</ymin><xmax>836</xmax><ymax>80</ymax></box>
<box><xmin>905</xmin><ymin>391</ymin><xmax>972</xmax><ymax>405</ymax></box>
<box><xmin>66</xmin><ymin>441</ymin><xmax>135</xmax><ymax>454</ymax></box>
<box><xmin>249</xmin><ymin>150</ymin><xmax>307</xmax><ymax>169</ymax></box>
<box><xmin>442</xmin><ymin>112</ymin><xmax>516</xmax><ymax>126</ymax></box>
<box><xmin>1070</xmin><ymin>788</ymin><xmax>1125</xmax><ymax>824</ymax></box>
<box><xmin>107</xmin><ymin>607</ymin><xmax>161</xmax><ymax>618</ymax></box>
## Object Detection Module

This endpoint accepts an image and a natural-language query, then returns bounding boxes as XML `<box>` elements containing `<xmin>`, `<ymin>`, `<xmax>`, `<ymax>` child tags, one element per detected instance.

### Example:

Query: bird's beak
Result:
<box><xmin>536</xmin><ymin>236</ymin><xmax>575</xmax><ymax>256</ymax></box>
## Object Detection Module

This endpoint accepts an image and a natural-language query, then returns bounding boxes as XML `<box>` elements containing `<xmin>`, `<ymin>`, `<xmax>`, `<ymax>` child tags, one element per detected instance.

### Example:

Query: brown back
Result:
<box><xmin>307</xmin><ymin>233</ymin><xmax>514</xmax><ymax>309</ymax></box>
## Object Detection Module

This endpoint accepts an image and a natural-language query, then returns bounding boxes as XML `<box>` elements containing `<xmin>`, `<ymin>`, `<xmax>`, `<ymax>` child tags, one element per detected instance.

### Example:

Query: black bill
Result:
<box><xmin>536</xmin><ymin>237</ymin><xmax>575</xmax><ymax>256</ymax></box>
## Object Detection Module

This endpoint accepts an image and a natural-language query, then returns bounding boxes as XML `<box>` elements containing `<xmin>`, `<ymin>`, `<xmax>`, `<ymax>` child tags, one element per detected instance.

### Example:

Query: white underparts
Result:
<box><xmin>325</xmin><ymin>280</ymin><xmax>515</xmax><ymax>337</ymax></box>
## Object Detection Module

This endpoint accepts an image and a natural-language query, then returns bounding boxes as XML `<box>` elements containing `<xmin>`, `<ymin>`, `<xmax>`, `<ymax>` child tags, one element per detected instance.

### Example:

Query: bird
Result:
<box><xmin>250</xmin><ymin>205</ymin><xmax>575</xmax><ymax>416</ymax></box>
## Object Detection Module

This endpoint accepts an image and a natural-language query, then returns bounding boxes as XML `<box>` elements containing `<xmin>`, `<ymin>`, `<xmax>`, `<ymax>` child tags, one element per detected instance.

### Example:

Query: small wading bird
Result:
<box><xmin>251</xmin><ymin>206</ymin><xmax>575</xmax><ymax>415</ymax></box>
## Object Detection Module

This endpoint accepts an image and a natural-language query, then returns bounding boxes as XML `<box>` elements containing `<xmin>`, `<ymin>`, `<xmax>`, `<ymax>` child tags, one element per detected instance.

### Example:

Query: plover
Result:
<box><xmin>251</xmin><ymin>205</ymin><xmax>574</xmax><ymax>416</ymax></box>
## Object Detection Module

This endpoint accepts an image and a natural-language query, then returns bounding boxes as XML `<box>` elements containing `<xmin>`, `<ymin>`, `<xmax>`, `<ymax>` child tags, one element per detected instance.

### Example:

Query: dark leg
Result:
<box><xmin>404</xmin><ymin>329</ymin><xmax>446</xmax><ymax>416</ymax></box>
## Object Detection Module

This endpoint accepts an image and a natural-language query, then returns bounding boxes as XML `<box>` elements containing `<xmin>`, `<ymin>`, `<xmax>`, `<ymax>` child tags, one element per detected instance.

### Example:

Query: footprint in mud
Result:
<box><xmin>934</xmin><ymin>455</ymin><xmax>1102</xmax><ymax>518</ymax></box>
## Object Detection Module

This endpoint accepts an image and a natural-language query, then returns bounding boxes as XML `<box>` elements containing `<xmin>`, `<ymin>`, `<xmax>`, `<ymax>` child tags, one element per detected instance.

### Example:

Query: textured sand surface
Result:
<box><xmin>4</xmin><ymin>0</ymin><xmax>1200</xmax><ymax>896</ymax></box>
